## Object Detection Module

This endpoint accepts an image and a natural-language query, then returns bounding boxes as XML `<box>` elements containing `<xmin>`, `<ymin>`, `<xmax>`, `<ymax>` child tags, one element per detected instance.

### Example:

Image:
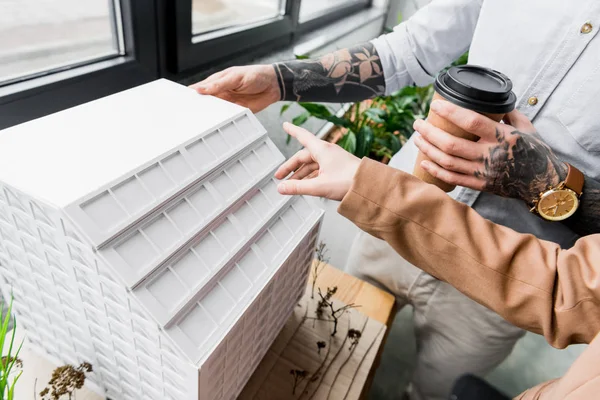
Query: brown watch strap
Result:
<box><xmin>565</xmin><ymin>163</ymin><xmax>584</xmax><ymax>195</ymax></box>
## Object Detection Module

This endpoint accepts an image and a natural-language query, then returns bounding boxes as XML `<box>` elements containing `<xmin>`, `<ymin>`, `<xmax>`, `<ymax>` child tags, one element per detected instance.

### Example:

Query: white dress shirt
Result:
<box><xmin>371</xmin><ymin>0</ymin><xmax>600</xmax><ymax>246</ymax></box>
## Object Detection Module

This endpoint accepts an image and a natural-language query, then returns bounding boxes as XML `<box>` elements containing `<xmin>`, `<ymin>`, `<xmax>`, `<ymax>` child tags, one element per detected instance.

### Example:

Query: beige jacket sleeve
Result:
<box><xmin>338</xmin><ymin>158</ymin><xmax>600</xmax><ymax>348</ymax></box>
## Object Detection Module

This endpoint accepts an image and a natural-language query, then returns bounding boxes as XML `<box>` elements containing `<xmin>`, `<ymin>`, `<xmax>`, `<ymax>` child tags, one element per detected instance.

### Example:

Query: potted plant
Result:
<box><xmin>282</xmin><ymin>52</ymin><xmax>468</xmax><ymax>163</ymax></box>
<box><xmin>0</xmin><ymin>297</ymin><xmax>22</xmax><ymax>400</ymax></box>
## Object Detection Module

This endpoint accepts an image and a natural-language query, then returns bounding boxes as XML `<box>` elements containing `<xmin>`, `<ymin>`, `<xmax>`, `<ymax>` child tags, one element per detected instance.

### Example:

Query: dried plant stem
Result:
<box><xmin>317</xmin><ymin>288</ymin><xmax>358</xmax><ymax>337</ymax></box>
<box><xmin>329</xmin><ymin>303</ymin><xmax>358</xmax><ymax>337</ymax></box>
<box><xmin>39</xmin><ymin>362</ymin><xmax>93</xmax><ymax>400</ymax></box>
<box><xmin>325</xmin><ymin>318</ymin><xmax>368</xmax><ymax>400</ymax></box>
<box><xmin>298</xmin><ymin>334</ymin><xmax>334</xmax><ymax>398</ymax></box>
<box><xmin>304</xmin><ymin>319</ymin><xmax>351</xmax><ymax>400</ymax></box>
<box><xmin>311</xmin><ymin>243</ymin><xmax>329</xmax><ymax>299</ymax></box>
<box><xmin>342</xmin><ymin>324</ymin><xmax>386</xmax><ymax>400</ymax></box>
<box><xmin>291</xmin><ymin>370</ymin><xmax>308</xmax><ymax>395</ymax></box>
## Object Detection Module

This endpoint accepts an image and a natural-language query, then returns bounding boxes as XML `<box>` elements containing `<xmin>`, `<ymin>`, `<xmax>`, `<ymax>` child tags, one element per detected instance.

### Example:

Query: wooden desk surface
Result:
<box><xmin>312</xmin><ymin>264</ymin><xmax>396</xmax><ymax>399</ymax></box>
<box><xmin>315</xmin><ymin>264</ymin><xmax>396</xmax><ymax>327</ymax></box>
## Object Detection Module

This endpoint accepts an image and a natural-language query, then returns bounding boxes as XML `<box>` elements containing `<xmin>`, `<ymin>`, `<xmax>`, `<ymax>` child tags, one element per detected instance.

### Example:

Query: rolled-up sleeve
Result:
<box><xmin>372</xmin><ymin>0</ymin><xmax>484</xmax><ymax>94</ymax></box>
<box><xmin>338</xmin><ymin>158</ymin><xmax>600</xmax><ymax>348</ymax></box>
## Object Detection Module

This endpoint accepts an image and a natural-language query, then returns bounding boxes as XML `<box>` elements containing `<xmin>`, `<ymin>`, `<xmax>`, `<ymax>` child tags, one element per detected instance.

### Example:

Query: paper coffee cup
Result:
<box><xmin>413</xmin><ymin>65</ymin><xmax>517</xmax><ymax>192</ymax></box>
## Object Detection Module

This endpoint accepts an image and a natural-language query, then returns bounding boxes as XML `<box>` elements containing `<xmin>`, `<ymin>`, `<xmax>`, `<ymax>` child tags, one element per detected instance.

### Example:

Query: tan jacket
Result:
<box><xmin>338</xmin><ymin>159</ymin><xmax>600</xmax><ymax>400</ymax></box>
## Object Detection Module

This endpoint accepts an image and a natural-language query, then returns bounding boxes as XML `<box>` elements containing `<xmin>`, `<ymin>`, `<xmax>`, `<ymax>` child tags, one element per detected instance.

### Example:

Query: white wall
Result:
<box><xmin>307</xmin><ymin>197</ymin><xmax>361</xmax><ymax>270</ymax></box>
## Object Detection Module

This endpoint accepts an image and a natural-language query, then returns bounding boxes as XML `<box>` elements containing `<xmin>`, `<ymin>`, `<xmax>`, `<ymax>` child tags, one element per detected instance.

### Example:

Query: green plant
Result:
<box><xmin>281</xmin><ymin>52</ymin><xmax>468</xmax><ymax>162</ymax></box>
<box><xmin>281</xmin><ymin>86</ymin><xmax>432</xmax><ymax>161</ymax></box>
<box><xmin>0</xmin><ymin>297</ymin><xmax>23</xmax><ymax>400</ymax></box>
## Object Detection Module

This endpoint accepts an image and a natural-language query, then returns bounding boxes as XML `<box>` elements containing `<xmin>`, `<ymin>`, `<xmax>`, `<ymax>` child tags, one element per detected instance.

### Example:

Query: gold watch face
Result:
<box><xmin>537</xmin><ymin>189</ymin><xmax>579</xmax><ymax>221</ymax></box>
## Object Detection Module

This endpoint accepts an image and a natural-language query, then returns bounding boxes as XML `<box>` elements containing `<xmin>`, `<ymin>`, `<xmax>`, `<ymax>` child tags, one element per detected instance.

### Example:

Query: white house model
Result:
<box><xmin>0</xmin><ymin>80</ymin><xmax>323</xmax><ymax>400</ymax></box>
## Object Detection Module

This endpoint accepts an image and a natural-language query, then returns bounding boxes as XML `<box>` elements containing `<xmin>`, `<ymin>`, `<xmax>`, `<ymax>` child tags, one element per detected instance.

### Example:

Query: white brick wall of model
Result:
<box><xmin>0</xmin><ymin>80</ymin><xmax>323</xmax><ymax>400</ymax></box>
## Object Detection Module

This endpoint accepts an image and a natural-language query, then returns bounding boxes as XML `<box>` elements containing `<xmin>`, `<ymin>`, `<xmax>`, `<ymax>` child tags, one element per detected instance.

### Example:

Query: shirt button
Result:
<box><xmin>528</xmin><ymin>96</ymin><xmax>539</xmax><ymax>106</ymax></box>
<box><xmin>581</xmin><ymin>22</ymin><xmax>593</xmax><ymax>34</ymax></box>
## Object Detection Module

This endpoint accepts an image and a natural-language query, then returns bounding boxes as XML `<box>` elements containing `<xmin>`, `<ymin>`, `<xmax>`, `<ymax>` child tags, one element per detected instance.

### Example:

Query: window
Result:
<box><xmin>0</xmin><ymin>0</ymin><xmax>376</xmax><ymax>130</ymax></box>
<box><xmin>299</xmin><ymin>0</ymin><xmax>371</xmax><ymax>32</ymax></box>
<box><xmin>173</xmin><ymin>0</ymin><xmax>371</xmax><ymax>73</ymax></box>
<box><xmin>300</xmin><ymin>0</ymin><xmax>368</xmax><ymax>22</ymax></box>
<box><xmin>170</xmin><ymin>0</ymin><xmax>295</xmax><ymax>73</ymax></box>
<box><xmin>0</xmin><ymin>0</ymin><xmax>123</xmax><ymax>86</ymax></box>
<box><xmin>0</xmin><ymin>0</ymin><xmax>158</xmax><ymax>130</ymax></box>
<box><xmin>192</xmin><ymin>0</ymin><xmax>284</xmax><ymax>35</ymax></box>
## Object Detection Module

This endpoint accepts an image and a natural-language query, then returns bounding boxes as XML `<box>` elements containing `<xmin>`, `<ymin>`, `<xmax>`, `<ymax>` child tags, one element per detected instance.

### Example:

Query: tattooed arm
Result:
<box><xmin>273</xmin><ymin>42</ymin><xmax>385</xmax><ymax>103</ymax></box>
<box><xmin>461</xmin><ymin>130</ymin><xmax>600</xmax><ymax>236</ymax></box>
<box><xmin>190</xmin><ymin>43</ymin><xmax>385</xmax><ymax>113</ymax></box>
<box><xmin>413</xmin><ymin>100</ymin><xmax>600</xmax><ymax>237</ymax></box>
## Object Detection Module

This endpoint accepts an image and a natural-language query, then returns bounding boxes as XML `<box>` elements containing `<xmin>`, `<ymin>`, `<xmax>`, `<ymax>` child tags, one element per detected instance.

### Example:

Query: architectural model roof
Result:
<box><xmin>0</xmin><ymin>79</ymin><xmax>249</xmax><ymax>207</ymax></box>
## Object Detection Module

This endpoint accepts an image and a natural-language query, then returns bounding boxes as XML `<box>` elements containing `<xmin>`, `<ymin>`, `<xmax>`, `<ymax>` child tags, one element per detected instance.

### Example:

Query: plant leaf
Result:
<box><xmin>452</xmin><ymin>51</ymin><xmax>469</xmax><ymax>67</ymax></box>
<box><xmin>324</xmin><ymin>115</ymin><xmax>352</xmax><ymax>128</ymax></box>
<box><xmin>292</xmin><ymin>113</ymin><xmax>310</xmax><ymax>126</ymax></box>
<box><xmin>388</xmin><ymin>133</ymin><xmax>402</xmax><ymax>154</ymax></box>
<box><xmin>363</xmin><ymin>109</ymin><xmax>385</xmax><ymax>124</ymax></box>
<box><xmin>299</xmin><ymin>103</ymin><xmax>332</xmax><ymax>118</ymax></box>
<box><xmin>0</xmin><ymin>297</ymin><xmax>12</xmax><ymax>370</ymax></box>
<box><xmin>8</xmin><ymin>370</ymin><xmax>22</xmax><ymax>400</ymax></box>
<box><xmin>280</xmin><ymin>103</ymin><xmax>291</xmax><ymax>116</ymax></box>
<box><xmin>355</xmin><ymin>126</ymin><xmax>374</xmax><ymax>158</ymax></box>
<box><xmin>366</xmin><ymin>107</ymin><xmax>386</xmax><ymax>116</ymax></box>
<box><xmin>338</xmin><ymin>131</ymin><xmax>357</xmax><ymax>155</ymax></box>
<box><xmin>391</xmin><ymin>86</ymin><xmax>416</xmax><ymax>97</ymax></box>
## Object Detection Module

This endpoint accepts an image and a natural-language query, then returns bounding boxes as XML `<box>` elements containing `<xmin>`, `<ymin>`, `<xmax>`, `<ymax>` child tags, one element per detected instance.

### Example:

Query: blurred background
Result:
<box><xmin>0</xmin><ymin>0</ymin><xmax>585</xmax><ymax>399</ymax></box>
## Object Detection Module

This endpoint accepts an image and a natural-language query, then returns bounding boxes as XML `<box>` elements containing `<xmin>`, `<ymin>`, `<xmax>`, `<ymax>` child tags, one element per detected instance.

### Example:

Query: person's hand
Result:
<box><xmin>413</xmin><ymin>100</ymin><xmax>567</xmax><ymax>204</ymax></box>
<box><xmin>189</xmin><ymin>65</ymin><xmax>280</xmax><ymax>113</ymax></box>
<box><xmin>275</xmin><ymin>122</ymin><xmax>361</xmax><ymax>201</ymax></box>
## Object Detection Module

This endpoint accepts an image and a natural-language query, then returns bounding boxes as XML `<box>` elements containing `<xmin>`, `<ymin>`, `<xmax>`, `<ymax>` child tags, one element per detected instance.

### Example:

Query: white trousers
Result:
<box><xmin>346</xmin><ymin>230</ymin><xmax>525</xmax><ymax>400</ymax></box>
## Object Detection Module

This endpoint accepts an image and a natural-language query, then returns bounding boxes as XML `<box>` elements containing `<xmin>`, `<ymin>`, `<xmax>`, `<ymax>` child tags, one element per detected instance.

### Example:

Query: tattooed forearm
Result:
<box><xmin>475</xmin><ymin>128</ymin><xmax>600</xmax><ymax>236</ymax></box>
<box><xmin>476</xmin><ymin>129</ymin><xmax>567</xmax><ymax>204</ymax></box>
<box><xmin>273</xmin><ymin>42</ymin><xmax>385</xmax><ymax>103</ymax></box>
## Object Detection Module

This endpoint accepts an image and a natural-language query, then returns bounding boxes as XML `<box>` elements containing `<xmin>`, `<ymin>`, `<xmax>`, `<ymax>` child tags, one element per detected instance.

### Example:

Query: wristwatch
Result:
<box><xmin>530</xmin><ymin>163</ymin><xmax>584</xmax><ymax>221</ymax></box>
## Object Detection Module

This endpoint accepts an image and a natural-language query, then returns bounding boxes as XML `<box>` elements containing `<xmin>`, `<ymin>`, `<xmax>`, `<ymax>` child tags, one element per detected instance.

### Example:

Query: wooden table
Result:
<box><xmin>315</xmin><ymin>264</ymin><xmax>396</xmax><ymax>327</ymax></box>
<box><xmin>239</xmin><ymin>264</ymin><xmax>396</xmax><ymax>399</ymax></box>
<box><xmin>311</xmin><ymin>264</ymin><xmax>397</xmax><ymax>398</ymax></box>
<box><xmin>15</xmin><ymin>264</ymin><xmax>396</xmax><ymax>399</ymax></box>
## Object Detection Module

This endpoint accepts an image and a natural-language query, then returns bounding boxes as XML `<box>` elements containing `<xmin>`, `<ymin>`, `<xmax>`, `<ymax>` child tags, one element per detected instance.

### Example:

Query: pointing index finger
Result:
<box><xmin>283</xmin><ymin>122</ymin><xmax>323</xmax><ymax>155</ymax></box>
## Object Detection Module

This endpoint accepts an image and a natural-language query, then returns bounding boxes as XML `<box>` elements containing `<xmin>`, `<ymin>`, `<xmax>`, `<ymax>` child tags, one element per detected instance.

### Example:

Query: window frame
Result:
<box><xmin>167</xmin><ymin>0</ymin><xmax>300</xmax><ymax>74</ymax></box>
<box><xmin>297</xmin><ymin>0</ymin><xmax>373</xmax><ymax>34</ymax></box>
<box><xmin>0</xmin><ymin>0</ymin><xmax>379</xmax><ymax>130</ymax></box>
<box><xmin>0</xmin><ymin>0</ymin><xmax>159</xmax><ymax>130</ymax></box>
